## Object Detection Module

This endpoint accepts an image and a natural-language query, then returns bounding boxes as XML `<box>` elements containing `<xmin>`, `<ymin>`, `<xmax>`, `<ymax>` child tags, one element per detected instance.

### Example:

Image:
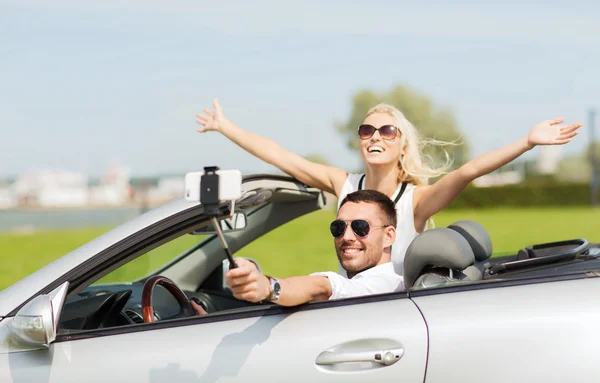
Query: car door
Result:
<box><xmin>3</xmin><ymin>291</ymin><xmax>427</xmax><ymax>383</ymax></box>
<box><xmin>411</xmin><ymin>276</ymin><xmax>600</xmax><ymax>383</ymax></box>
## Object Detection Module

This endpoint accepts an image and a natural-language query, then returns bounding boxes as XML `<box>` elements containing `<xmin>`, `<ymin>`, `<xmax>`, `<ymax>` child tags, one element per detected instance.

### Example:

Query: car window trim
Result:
<box><xmin>61</xmin><ymin>186</ymin><xmax>307</xmax><ymax>297</ymax></box>
<box><xmin>145</xmin><ymin>201</ymin><xmax>272</xmax><ymax>280</ymax></box>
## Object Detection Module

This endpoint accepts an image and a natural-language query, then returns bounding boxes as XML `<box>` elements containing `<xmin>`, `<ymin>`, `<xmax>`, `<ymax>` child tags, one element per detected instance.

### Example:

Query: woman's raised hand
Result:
<box><xmin>196</xmin><ymin>98</ymin><xmax>227</xmax><ymax>133</ymax></box>
<box><xmin>527</xmin><ymin>117</ymin><xmax>582</xmax><ymax>148</ymax></box>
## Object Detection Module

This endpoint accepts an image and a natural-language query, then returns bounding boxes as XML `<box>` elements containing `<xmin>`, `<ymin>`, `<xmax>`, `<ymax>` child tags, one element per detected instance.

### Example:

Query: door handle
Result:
<box><xmin>316</xmin><ymin>348</ymin><xmax>404</xmax><ymax>366</ymax></box>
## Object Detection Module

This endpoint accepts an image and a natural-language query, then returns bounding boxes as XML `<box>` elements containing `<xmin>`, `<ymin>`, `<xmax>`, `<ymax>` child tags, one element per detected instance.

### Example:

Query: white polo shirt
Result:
<box><xmin>311</xmin><ymin>262</ymin><xmax>404</xmax><ymax>300</ymax></box>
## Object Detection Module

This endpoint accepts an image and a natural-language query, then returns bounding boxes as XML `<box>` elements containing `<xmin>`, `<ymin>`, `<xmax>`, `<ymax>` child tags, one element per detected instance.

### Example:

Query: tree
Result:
<box><xmin>552</xmin><ymin>141</ymin><xmax>600</xmax><ymax>183</ymax></box>
<box><xmin>586</xmin><ymin>141</ymin><xmax>600</xmax><ymax>163</ymax></box>
<box><xmin>556</xmin><ymin>156</ymin><xmax>590</xmax><ymax>183</ymax></box>
<box><xmin>336</xmin><ymin>85</ymin><xmax>469</xmax><ymax>169</ymax></box>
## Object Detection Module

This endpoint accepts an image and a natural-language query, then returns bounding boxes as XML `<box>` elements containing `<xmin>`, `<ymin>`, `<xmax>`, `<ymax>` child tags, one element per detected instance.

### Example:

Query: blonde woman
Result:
<box><xmin>196</xmin><ymin>99</ymin><xmax>582</xmax><ymax>276</ymax></box>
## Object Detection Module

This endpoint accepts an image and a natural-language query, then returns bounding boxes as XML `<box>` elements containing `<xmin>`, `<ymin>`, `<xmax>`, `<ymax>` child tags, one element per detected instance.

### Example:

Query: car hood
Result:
<box><xmin>0</xmin><ymin>198</ymin><xmax>199</xmax><ymax>317</ymax></box>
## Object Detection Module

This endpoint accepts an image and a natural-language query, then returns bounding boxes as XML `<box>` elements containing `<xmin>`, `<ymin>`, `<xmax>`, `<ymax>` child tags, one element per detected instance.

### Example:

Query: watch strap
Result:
<box><xmin>266</xmin><ymin>275</ymin><xmax>281</xmax><ymax>301</ymax></box>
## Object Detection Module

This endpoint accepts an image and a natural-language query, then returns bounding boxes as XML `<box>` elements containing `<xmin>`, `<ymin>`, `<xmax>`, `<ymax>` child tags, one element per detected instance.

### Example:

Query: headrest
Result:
<box><xmin>404</xmin><ymin>228</ymin><xmax>475</xmax><ymax>288</ymax></box>
<box><xmin>448</xmin><ymin>220</ymin><xmax>493</xmax><ymax>262</ymax></box>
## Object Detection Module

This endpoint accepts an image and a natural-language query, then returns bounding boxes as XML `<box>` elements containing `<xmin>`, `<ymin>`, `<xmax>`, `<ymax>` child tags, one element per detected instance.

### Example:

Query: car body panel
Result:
<box><xmin>1</xmin><ymin>297</ymin><xmax>428</xmax><ymax>382</ymax></box>
<box><xmin>413</xmin><ymin>277</ymin><xmax>600</xmax><ymax>383</ymax></box>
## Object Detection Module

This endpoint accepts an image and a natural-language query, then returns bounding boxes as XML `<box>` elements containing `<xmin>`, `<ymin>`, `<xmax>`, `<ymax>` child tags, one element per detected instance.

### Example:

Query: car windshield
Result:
<box><xmin>92</xmin><ymin>233</ymin><xmax>206</xmax><ymax>285</ymax></box>
<box><xmin>90</xmin><ymin>205</ymin><xmax>257</xmax><ymax>286</ymax></box>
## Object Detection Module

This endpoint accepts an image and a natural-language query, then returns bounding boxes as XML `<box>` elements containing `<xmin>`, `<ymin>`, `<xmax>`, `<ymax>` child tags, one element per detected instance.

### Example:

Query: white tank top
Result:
<box><xmin>337</xmin><ymin>173</ymin><xmax>418</xmax><ymax>277</ymax></box>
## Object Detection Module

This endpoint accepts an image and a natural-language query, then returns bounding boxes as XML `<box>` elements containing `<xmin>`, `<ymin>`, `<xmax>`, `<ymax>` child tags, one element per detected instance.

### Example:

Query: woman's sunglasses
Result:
<box><xmin>330</xmin><ymin>219</ymin><xmax>387</xmax><ymax>238</ymax></box>
<box><xmin>358</xmin><ymin>124</ymin><xmax>399</xmax><ymax>140</ymax></box>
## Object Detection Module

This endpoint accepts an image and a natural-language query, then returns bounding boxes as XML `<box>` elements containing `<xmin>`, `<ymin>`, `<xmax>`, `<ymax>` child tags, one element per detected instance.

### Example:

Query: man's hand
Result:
<box><xmin>191</xmin><ymin>300</ymin><xmax>207</xmax><ymax>316</ymax></box>
<box><xmin>225</xmin><ymin>258</ymin><xmax>270</xmax><ymax>303</ymax></box>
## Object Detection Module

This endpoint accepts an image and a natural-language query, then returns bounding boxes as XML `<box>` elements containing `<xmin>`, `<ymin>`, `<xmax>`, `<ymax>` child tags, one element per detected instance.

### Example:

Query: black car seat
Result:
<box><xmin>447</xmin><ymin>220</ymin><xmax>493</xmax><ymax>280</ymax></box>
<box><xmin>404</xmin><ymin>228</ymin><xmax>476</xmax><ymax>289</ymax></box>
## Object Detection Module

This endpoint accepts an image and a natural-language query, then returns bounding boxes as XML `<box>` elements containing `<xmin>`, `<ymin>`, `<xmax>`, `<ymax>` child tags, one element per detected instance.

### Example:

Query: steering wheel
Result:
<box><xmin>141</xmin><ymin>276</ymin><xmax>196</xmax><ymax>323</ymax></box>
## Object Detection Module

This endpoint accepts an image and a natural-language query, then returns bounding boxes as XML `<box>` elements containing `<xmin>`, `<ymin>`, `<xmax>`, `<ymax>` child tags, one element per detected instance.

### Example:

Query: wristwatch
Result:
<box><xmin>266</xmin><ymin>276</ymin><xmax>281</xmax><ymax>301</ymax></box>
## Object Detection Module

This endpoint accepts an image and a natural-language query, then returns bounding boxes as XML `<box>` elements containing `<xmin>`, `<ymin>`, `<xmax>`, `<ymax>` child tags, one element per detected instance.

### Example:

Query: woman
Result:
<box><xmin>196</xmin><ymin>99</ymin><xmax>582</xmax><ymax>276</ymax></box>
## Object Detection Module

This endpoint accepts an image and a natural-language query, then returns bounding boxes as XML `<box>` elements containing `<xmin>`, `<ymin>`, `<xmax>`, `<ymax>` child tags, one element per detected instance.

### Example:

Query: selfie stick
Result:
<box><xmin>201</xmin><ymin>166</ymin><xmax>237</xmax><ymax>269</ymax></box>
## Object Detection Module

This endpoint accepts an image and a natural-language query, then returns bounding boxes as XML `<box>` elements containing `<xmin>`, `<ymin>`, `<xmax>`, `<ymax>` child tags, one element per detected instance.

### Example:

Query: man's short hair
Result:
<box><xmin>339</xmin><ymin>190</ymin><xmax>397</xmax><ymax>228</ymax></box>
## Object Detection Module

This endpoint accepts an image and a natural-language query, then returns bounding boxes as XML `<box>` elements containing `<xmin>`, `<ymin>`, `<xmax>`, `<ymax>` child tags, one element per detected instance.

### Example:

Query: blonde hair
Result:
<box><xmin>366</xmin><ymin>103</ymin><xmax>457</xmax><ymax>186</ymax></box>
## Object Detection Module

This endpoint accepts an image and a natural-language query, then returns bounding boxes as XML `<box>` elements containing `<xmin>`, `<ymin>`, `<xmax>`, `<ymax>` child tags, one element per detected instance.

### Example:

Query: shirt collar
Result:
<box><xmin>351</xmin><ymin>262</ymin><xmax>395</xmax><ymax>279</ymax></box>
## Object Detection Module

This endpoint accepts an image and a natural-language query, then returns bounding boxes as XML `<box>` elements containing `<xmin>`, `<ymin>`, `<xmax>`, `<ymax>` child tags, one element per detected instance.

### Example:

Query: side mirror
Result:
<box><xmin>191</xmin><ymin>213</ymin><xmax>247</xmax><ymax>235</ymax></box>
<box><xmin>9</xmin><ymin>282</ymin><xmax>68</xmax><ymax>349</ymax></box>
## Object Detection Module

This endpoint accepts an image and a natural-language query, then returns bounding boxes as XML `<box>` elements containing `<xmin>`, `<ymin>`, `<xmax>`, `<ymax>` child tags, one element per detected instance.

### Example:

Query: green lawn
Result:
<box><xmin>1</xmin><ymin>207</ymin><xmax>599</xmax><ymax>291</ymax></box>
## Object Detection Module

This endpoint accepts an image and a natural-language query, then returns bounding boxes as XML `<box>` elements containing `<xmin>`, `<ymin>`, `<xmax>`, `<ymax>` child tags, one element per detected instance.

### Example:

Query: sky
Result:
<box><xmin>1</xmin><ymin>0</ymin><xmax>599</xmax><ymax>178</ymax></box>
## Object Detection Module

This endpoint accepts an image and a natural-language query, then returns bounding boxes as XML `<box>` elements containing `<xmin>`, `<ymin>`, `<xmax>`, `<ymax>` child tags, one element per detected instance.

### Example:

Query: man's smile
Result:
<box><xmin>341</xmin><ymin>247</ymin><xmax>363</xmax><ymax>257</ymax></box>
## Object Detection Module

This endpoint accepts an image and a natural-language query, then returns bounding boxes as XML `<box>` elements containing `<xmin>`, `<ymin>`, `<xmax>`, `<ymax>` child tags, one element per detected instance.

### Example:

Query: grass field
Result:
<box><xmin>1</xmin><ymin>207</ymin><xmax>599</xmax><ymax>291</ymax></box>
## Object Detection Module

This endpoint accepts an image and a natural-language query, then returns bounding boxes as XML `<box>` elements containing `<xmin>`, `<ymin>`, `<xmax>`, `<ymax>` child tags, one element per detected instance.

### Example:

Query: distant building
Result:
<box><xmin>13</xmin><ymin>170</ymin><xmax>88</xmax><ymax>208</ymax></box>
<box><xmin>536</xmin><ymin>146</ymin><xmax>562</xmax><ymax>175</ymax></box>
<box><xmin>472</xmin><ymin>171</ymin><xmax>523</xmax><ymax>188</ymax></box>
<box><xmin>0</xmin><ymin>185</ymin><xmax>16</xmax><ymax>210</ymax></box>
<box><xmin>88</xmin><ymin>165</ymin><xmax>133</xmax><ymax>206</ymax></box>
<box><xmin>556</xmin><ymin>156</ymin><xmax>591</xmax><ymax>183</ymax></box>
<box><xmin>145</xmin><ymin>177</ymin><xmax>185</xmax><ymax>205</ymax></box>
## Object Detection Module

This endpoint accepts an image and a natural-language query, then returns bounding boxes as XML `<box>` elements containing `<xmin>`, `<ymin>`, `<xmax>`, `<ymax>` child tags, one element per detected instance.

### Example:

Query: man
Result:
<box><xmin>192</xmin><ymin>189</ymin><xmax>403</xmax><ymax>314</ymax></box>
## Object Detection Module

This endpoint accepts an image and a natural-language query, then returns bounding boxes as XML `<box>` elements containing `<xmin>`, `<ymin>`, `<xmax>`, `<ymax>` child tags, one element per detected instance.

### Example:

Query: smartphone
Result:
<box><xmin>184</xmin><ymin>169</ymin><xmax>242</xmax><ymax>202</ymax></box>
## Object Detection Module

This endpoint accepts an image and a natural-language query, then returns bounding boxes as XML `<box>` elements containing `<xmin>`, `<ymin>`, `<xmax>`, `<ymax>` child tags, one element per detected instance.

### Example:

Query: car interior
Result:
<box><xmin>404</xmin><ymin>219</ymin><xmax>599</xmax><ymax>289</ymax></box>
<box><xmin>56</xmin><ymin>176</ymin><xmax>600</xmax><ymax>334</ymax></box>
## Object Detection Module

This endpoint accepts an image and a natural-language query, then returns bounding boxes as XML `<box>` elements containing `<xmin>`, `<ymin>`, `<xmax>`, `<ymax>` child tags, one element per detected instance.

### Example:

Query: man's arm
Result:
<box><xmin>268</xmin><ymin>276</ymin><xmax>332</xmax><ymax>306</ymax></box>
<box><xmin>226</xmin><ymin>259</ymin><xmax>332</xmax><ymax>306</ymax></box>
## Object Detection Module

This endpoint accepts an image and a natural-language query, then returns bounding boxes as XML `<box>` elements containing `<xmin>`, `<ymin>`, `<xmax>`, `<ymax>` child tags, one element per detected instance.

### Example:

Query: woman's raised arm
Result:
<box><xmin>412</xmin><ymin>117</ymin><xmax>582</xmax><ymax>231</ymax></box>
<box><xmin>196</xmin><ymin>99</ymin><xmax>348</xmax><ymax>196</ymax></box>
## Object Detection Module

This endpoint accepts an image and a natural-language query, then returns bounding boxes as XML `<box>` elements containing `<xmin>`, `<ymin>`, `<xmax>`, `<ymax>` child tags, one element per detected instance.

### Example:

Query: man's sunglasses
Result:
<box><xmin>358</xmin><ymin>124</ymin><xmax>399</xmax><ymax>140</ymax></box>
<box><xmin>330</xmin><ymin>219</ymin><xmax>387</xmax><ymax>238</ymax></box>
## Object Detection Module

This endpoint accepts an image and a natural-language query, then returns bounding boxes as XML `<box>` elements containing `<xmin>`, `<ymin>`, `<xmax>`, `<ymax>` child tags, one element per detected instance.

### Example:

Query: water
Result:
<box><xmin>0</xmin><ymin>208</ymin><xmax>143</xmax><ymax>232</ymax></box>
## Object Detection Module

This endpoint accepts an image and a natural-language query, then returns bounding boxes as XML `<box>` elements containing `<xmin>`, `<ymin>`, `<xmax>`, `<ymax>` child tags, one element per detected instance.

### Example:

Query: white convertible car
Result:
<box><xmin>1</xmin><ymin>172</ymin><xmax>599</xmax><ymax>383</ymax></box>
